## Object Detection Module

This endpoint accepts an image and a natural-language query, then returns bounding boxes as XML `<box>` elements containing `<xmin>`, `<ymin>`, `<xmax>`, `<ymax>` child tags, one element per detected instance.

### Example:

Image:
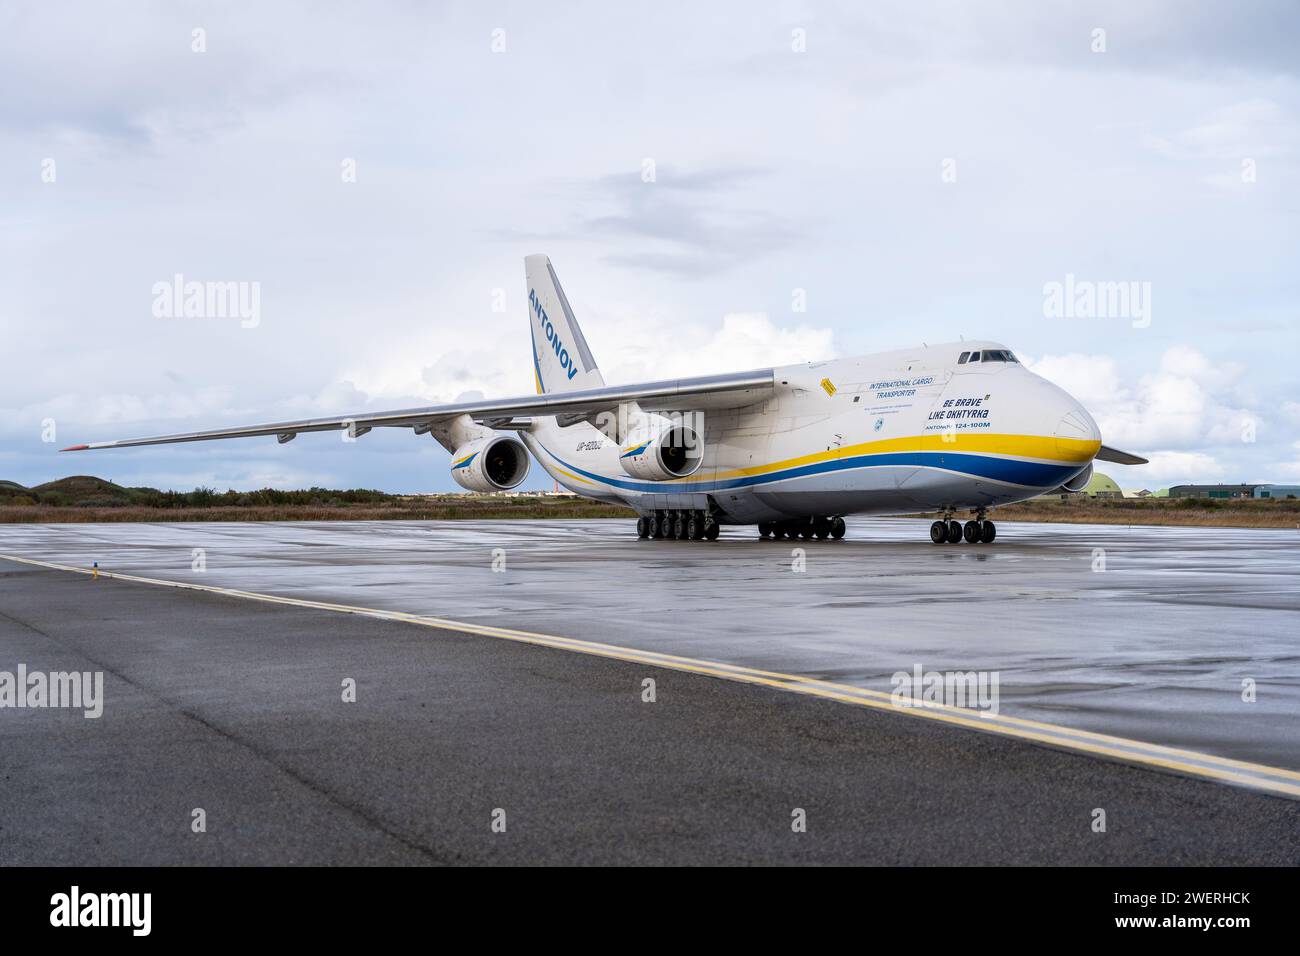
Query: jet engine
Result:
<box><xmin>1059</xmin><ymin>463</ymin><xmax>1093</xmax><ymax>493</ymax></box>
<box><xmin>450</xmin><ymin>434</ymin><xmax>531</xmax><ymax>492</ymax></box>
<box><xmin>619</xmin><ymin>415</ymin><xmax>703</xmax><ymax>481</ymax></box>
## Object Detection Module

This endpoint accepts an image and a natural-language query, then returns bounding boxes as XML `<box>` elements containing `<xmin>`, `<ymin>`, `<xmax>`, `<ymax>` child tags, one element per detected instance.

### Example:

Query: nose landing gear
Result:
<box><xmin>930</xmin><ymin>509</ymin><xmax>996</xmax><ymax>545</ymax></box>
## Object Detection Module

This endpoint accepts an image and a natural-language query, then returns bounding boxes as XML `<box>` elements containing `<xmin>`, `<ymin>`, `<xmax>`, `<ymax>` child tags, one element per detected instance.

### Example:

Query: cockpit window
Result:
<box><xmin>968</xmin><ymin>350</ymin><xmax>981</xmax><ymax>363</ymax></box>
<box><xmin>978</xmin><ymin>349</ymin><xmax>1019</xmax><ymax>363</ymax></box>
<box><xmin>958</xmin><ymin>351</ymin><xmax>970</xmax><ymax>364</ymax></box>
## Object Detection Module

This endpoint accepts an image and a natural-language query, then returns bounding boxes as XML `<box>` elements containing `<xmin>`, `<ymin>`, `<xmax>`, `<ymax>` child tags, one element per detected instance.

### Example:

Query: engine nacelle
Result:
<box><xmin>1059</xmin><ymin>463</ymin><xmax>1093</xmax><ymax>493</ymax></box>
<box><xmin>450</xmin><ymin>435</ymin><xmax>531</xmax><ymax>492</ymax></box>
<box><xmin>619</xmin><ymin>415</ymin><xmax>703</xmax><ymax>481</ymax></box>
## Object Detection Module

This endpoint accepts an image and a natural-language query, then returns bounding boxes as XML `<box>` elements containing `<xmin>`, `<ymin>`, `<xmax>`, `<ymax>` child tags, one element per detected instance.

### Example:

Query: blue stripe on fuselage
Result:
<box><xmin>536</xmin><ymin>442</ymin><xmax>1084</xmax><ymax>494</ymax></box>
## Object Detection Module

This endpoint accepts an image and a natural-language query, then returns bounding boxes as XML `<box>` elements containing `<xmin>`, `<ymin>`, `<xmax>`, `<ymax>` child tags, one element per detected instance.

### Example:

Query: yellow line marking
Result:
<box><xmin>3</xmin><ymin>552</ymin><xmax>1297</xmax><ymax>798</ymax></box>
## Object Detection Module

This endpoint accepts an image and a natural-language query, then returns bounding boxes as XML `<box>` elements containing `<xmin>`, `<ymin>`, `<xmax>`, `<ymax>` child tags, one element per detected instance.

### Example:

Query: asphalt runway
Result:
<box><xmin>1</xmin><ymin>517</ymin><xmax>1297</xmax><ymax>771</ymax></box>
<box><xmin>1</xmin><ymin>561</ymin><xmax>1296</xmax><ymax>865</ymax></box>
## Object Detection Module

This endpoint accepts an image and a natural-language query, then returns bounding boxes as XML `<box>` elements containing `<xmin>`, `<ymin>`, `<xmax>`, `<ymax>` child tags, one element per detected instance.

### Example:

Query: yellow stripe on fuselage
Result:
<box><xmin>552</xmin><ymin>463</ymin><xmax>593</xmax><ymax>486</ymax></box>
<box><xmin>661</xmin><ymin>433</ymin><xmax>1099</xmax><ymax>484</ymax></box>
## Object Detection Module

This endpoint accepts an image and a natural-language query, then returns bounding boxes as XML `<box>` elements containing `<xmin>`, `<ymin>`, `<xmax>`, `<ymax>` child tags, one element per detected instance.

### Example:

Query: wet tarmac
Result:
<box><xmin>2</xmin><ymin>517</ymin><xmax>1297</xmax><ymax>769</ymax></box>
<box><xmin>3</xmin><ymin>561</ymin><xmax>1297</xmax><ymax>864</ymax></box>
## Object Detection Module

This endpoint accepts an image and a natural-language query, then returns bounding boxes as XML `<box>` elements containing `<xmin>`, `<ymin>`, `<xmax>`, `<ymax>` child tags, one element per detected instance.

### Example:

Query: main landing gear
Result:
<box><xmin>757</xmin><ymin>516</ymin><xmax>846</xmax><ymax>541</ymax></box>
<box><xmin>637</xmin><ymin>510</ymin><xmax>720</xmax><ymax>541</ymax></box>
<box><xmin>929</xmin><ymin>509</ymin><xmax>996</xmax><ymax>545</ymax></box>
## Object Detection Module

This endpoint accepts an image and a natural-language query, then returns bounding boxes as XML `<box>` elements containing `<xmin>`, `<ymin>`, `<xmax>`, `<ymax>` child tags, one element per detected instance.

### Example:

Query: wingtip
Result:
<box><xmin>59</xmin><ymin>444</ymin><xmax>89</xmax><ymax>452</ymax></box>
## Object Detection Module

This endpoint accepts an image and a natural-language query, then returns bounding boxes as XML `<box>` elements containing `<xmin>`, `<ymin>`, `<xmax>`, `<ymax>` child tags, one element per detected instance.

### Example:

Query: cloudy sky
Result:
<box><xmin>2</xmin><ymin>0</ymin><xmax>1297</xmax><ymax>492</ymax></box>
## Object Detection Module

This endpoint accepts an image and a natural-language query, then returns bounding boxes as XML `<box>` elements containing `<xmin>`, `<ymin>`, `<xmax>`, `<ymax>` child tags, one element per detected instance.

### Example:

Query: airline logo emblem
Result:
<box><xmin>530</xmin><ymin>288</ymin><xmax>580</xmax><ymax>381</ymax></box>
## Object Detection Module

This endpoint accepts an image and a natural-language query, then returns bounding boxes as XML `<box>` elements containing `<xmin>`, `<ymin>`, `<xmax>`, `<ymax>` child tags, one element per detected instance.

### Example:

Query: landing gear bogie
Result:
<box><xmin>760</xmin><ymin>515</ymin><xmax>847</xmax><ymax>541</ymax></box>
<box><xmin>642</xmin><ymin>512</ymin><xmax>848</xmax><ymax>542</ymax></box>
<box><xmin>930</xmin><ymin>511</ymin><xmax>998</xmax><ymax>545</ymax></box>
<box><xmin>640</xmin><ymin>510</ymin><xmax>722</xmax><ymax>542</ymax></box>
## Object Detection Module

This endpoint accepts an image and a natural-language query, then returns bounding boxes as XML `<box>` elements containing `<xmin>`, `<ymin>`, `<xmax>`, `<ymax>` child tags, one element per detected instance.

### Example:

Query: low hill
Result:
<box><xmin>28</xmin><ymin>475</ymin><xmax>138</xmax><ymax>507</ymax></box>
<box><xmin>1</xmin><ymin>476</ymin><xmax>403</xmax><ymax>510</ymax></box>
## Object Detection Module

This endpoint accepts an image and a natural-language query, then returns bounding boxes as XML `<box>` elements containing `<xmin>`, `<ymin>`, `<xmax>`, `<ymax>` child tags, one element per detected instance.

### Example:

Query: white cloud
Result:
<box><xmin>1267</xmin><ymin>441</ymin><xmax>1300</xmax><ymax>482</ymax></box>
<box><xmin>1</xmin><ymin>1</ymin><xmax>1295</xmax><ymax>492</ymax></box>
<box><xmin>602</xmin><ymin>312</ymin><xmax>835</xmax><ymax>383</ymax></box>
<box><xmin>1136</xmin><ymin>451</ymin><xmax>1225</xmax><ymax>485</ymax></box>
<box><xmin>1028</xmin><ymin>346</ymin><xmax>1256</xmax><ymax>451</ymax></box>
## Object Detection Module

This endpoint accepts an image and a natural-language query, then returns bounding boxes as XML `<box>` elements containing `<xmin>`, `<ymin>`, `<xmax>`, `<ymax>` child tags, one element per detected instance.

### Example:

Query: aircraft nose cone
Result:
<box><xmin>1055</xmin><ymin>404</ymin><xmax>1101</xmax><ymax>458</ymax></box>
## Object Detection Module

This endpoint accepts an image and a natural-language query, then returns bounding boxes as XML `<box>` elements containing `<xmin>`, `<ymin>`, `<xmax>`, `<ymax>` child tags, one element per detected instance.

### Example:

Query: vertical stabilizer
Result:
<box><xmin>525</xmin><ymin>254</ymin><xmax>604</xmax><ymax>394</ymax></box>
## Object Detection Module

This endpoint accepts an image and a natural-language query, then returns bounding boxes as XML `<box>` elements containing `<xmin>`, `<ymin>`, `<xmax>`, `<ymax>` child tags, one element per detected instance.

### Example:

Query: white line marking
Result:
<box><xmin>3</xmin><ymin>552</ymin><xmax>1297</xmax><ymax>799</ymax></box>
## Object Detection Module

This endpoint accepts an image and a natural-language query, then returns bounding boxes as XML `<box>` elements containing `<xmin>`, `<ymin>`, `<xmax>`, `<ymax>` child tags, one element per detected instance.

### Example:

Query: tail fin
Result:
<box><xmin>525</xmin><ymin>254</ymin><xmax>604</xmax><ymax>394</ymax></box>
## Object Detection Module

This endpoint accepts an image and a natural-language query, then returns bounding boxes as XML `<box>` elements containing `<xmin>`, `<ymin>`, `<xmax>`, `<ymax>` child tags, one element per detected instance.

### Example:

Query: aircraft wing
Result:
<box><xmin>61</xmin><ymin>369</ymin><xmax>776</xmax><ymax>451</ymax></box>
<box><xmin>1095</xmin><ymin>444</ymin><xmax>1149</xmax><ymax>465</ymax></box>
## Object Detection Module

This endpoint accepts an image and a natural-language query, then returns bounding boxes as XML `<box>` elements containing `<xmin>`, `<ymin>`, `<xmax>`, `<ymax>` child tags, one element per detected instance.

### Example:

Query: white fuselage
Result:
<box><xmin>520</xmin><ymin>341</ymin><xmax>1100</xmax><ymax>524</ymax></box>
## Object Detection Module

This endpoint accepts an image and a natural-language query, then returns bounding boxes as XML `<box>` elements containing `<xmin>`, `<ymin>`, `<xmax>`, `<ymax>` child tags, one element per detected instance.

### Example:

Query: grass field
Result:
<box><xmin>980</xmin><ymin>496</ymin><xmax>1300</xmax><ymax>529</ymax></box>
<box><xmin>3</xmin><ymin>476</ymin><xmax>1296</xmax><ymax>528</ymax></box>
<box><xmin>0</xmin><ymin>476</ymin><xmax>633</xmax><ymax>523</ymax></box>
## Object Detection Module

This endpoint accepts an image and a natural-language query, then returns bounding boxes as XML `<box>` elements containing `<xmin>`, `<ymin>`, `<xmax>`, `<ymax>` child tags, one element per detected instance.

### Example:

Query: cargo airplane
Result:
<box><xmin>63</xmin><ymin>255</ymin><xmax>1147</xmax><ymax>543</ymax></box>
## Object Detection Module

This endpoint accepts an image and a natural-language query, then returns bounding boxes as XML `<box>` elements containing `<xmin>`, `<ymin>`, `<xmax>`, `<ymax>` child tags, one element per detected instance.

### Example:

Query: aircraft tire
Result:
<box><xmin>830</xmin><ymin>517</ymin><xmax>846</xmax><ymax>539</ymax></box>
<box><xmin>981</xmin><ymin>520</ymin><xmax>997</xmax><ymax>543</ymax></box>
<box><xmin>946</xmin><ymin>520</ymin><xmax>963</xmax><ymax>543</ymax></box>
<box><xmin>930</xmin><ymin>520</ymin><xmax>946</xmax><ymax>544</ymax></box>
<box><xmin>963</xmin><ymin>520</ymin><xmax>981</xmax><ymax>543</ymax></box>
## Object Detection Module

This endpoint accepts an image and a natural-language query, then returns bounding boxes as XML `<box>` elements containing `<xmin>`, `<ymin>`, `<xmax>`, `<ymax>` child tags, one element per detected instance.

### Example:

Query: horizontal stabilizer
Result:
<box><xmin>1096</xmin><ymin>444</ymin><xmax>1148</xmax><ymax>465</ymax></box>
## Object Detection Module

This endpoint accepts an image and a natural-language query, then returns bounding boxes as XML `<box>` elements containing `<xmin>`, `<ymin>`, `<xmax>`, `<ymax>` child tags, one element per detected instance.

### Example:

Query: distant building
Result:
<box><xmin>1082</xmin><ymin>472</ymin><xmax>1124</xmax><ymax>498</ymax></box>
<box><xmin>1254</xmin><ymin>484</ymin><xmax>1300</xmax><ymax>499</ymax></box>
<box><xmin>1168</xmin><ymin>484</ymin><xmax>1260</xmax><ymax>500</ymax></box>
